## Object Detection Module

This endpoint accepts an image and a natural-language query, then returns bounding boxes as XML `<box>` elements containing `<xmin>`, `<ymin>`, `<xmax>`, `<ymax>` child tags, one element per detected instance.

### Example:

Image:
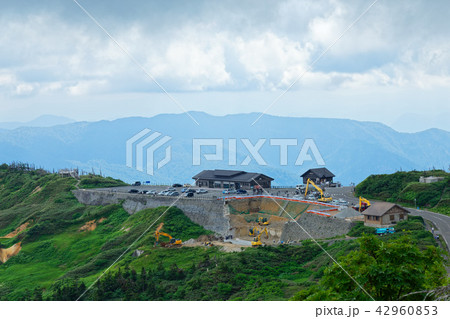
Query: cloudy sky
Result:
<box><xmin>0</xmin><ymin>0</ymin><xmax>449</xmax><ymax>132</ymax></box>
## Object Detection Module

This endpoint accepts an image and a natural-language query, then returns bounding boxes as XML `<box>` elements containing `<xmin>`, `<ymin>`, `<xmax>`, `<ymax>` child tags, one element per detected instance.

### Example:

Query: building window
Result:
<box><xmin>390</xmin><ymin>215</ymin><xmax>395</xmax><ymax>221</ymax></box>
<box><xmin>375</xmin><ymin>216</ymin><xmax>380</xmax><ymax>221</ymax></box>
<box><xmin>399</xmin><ymin>214</ymin><xmax>404</xmax><ymax>220</ymax></box>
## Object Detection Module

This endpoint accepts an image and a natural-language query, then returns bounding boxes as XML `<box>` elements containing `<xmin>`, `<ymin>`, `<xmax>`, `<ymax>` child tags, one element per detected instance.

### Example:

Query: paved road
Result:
<box><xmin>407</xmin><ymin>208</ymin><xmax>450</xmax><ymax>250</ymax></box>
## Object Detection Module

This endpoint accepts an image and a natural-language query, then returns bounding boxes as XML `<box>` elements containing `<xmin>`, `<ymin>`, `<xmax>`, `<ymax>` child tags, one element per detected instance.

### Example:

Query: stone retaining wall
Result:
<box><xmin>73</xmin><ymin>190</ymin><xmax>231</xmax><ymax>235</ymax></box>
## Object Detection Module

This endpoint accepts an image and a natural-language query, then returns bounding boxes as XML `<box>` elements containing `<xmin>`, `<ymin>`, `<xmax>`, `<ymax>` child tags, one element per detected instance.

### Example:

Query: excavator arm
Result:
<box><xmin>359</xmin><ymin>197</ymin><xmax>371</xmax><ymax>212</ymax></box>
<box><xmin>154</xmin><ymin>222</ymin><xmax>182</xmax><ymax>246</ymax></box>
<box><xmin>305</xmin><ymin>178</ymin><xmax>332</xmax><ymax>202</ymax></box>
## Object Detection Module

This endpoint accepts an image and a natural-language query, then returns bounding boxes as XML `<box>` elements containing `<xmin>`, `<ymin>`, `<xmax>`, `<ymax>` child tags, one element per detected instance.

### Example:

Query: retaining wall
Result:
<box><xmin>280</xmin><ymin>213</ymin><xmax>353</xmax><ymax>242</ymax></box>
<box><xmin>72</xmin><ymin>190</ymin><xmax>231</xmax><ymax>235</ymax></box>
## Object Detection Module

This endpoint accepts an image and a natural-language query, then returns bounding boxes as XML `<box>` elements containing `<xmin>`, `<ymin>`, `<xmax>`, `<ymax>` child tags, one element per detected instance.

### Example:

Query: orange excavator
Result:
<box><xmin>154</xmin><ymin>223</ymin><xmax>182</xmax><ymax>247</ymax></box>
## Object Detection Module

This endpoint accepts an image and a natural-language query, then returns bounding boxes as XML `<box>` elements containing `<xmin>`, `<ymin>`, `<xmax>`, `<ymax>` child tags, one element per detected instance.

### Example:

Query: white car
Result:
<box><xmin>158</xmin><ymin>191</ymin><xmax>169</xmax><ymax>196</ymax></box>
<box><xmin>196</xmin><ymin>189</ymin><xmax>208</xmax><ymax>194</ymax></box>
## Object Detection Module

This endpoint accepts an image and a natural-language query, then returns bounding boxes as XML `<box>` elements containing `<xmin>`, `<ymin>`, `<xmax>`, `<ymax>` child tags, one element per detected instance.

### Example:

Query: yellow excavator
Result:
<box><xmin>154</xmin><ymin>223</ymin><xmax>182</xmax><ymax>247</ymax></box>
<box><xmin>358</xmin><ymin>196</ymin><xmax>371</xmax><ymax>212</ymax></box>
<box><xmin>258</xmin><ymin>217</ymin><xmax>269</xmax><ymax>226</ymax></box>
<box><xmin>249</xmin><ymin>226</ymin><xmax>258</xmax><ymax>236</ymax></box>
<box><xmin>252</xmin><ymin>227</ymin><xmax>268</xmax><ymax>247</ymax></box>
<box><xmin>305</xmin><ymin>178</ymin><xmax>332</xmax><ymax>202</ymax></box>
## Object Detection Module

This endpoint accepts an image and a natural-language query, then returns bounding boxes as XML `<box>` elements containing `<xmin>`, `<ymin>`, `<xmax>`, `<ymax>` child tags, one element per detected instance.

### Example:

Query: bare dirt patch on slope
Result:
<box><xmin>79</xmin><ymin>218</ymin><xmax>107</xmax><ymax>232</ymax></box>
<box><xmin>0</xmin><ymin>242</ymin><xmax>22</xmax><ymax>263</ymax></box>
<box><xmin>0</xmin><ymin>222</ymin><xmax>30</xmax><ymax>239</ymax></box>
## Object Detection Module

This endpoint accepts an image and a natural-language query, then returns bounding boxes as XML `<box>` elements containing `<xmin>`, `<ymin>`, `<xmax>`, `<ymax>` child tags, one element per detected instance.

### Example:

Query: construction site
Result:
<box><xmin>73</xmin><ymin>177</ymin><xmax>364</xmax><ymax>249</ymax></box>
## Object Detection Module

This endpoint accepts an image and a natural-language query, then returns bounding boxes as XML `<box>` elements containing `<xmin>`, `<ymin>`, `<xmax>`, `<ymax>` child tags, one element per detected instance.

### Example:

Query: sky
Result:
<box><xmin>0</xmin><ymin>0</ymin><xmax>449</xmax><ymax>132</ymax></box>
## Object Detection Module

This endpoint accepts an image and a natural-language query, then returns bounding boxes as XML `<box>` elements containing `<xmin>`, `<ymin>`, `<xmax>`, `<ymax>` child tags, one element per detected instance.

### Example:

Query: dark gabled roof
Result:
<box><xmin>212</xmin><ymin>170</ymin><xmax>245</xmax><ymax>177</ymax></box>
<box><xmin>362</xmin><ymin>202</ymin><xmax>410</xmax><ymax>217</ymax></box>
<box><xmin>301</xmin><ymin>167</ymin><xmax>335</xmax><ymax>178</ymax></box>
<box><xmin>192</xmin><ymin>169</ymin><xmax>274</xmax><ymax>182</ymax></box>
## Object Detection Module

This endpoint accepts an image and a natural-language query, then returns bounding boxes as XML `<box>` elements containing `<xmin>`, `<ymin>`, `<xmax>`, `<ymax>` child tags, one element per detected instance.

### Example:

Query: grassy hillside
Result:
<box><xmin>0</xmin><ymin>164</ymin><xmax>445</xmax><ymax>301</ymax></box>
<box><xmin>355</xmin><ymin>170</ymin><xmax>450</xmax><ymax>215</ymax></box>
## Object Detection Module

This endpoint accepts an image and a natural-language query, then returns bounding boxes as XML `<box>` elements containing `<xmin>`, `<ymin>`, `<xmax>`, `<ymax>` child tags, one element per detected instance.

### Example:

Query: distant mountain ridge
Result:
<box><xmin>0</xmin><ymin>112</ymin><xmax>448</xmax><ymax>185</ymax></box>
<box><xmin>0</xmin><ymin>115</ymin><xmax>75</xmax><ymax>130</ymax></box>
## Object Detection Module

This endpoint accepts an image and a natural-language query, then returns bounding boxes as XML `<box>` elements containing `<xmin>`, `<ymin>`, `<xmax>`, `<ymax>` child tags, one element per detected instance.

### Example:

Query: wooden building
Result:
<box><xmin>300</xmin><ymin>168</ymin><xmax>335</xmax><ymax>184</ymax></box>
<box><xmin>192</xmin><ymin>169</ymin><xmax>274</xmax><ymax>189</ymax></box>
<box><xmin>362</xmin><ymin>202</ymin><xmax>410</xmax><ymax>227</ymax></box>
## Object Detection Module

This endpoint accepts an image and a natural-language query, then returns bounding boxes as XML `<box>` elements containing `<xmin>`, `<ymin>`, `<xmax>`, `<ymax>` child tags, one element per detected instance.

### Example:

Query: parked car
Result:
<box><xmin>167</xmin><ymin>191</ymin><xmax>180</xmax><ymax>196</ymax></box>
<box><xmin>128</xmin><ymin>189</ymin><xmax>139</xmax><ymax>193</ymax></box>
<box><xmin>147</xmin><ymin>190</ymin><xmax>157</xmax><ymax>195</ymax></box>
<box><xmin>172</xmin><ymin>183</ymin><xmax>182</xmax><ymax>187</ymax></box>
<box><xmin>186</xmin><ymin>189</ymin><xmax>196</xmax><ymax>193</ymax></box>
<box><xmin>196</xmin><ymin>189</ymin><xmax>208</xmax><ymax>194</ymax></box>
<box><xmin>183</xmin><ymin>183</ymin><xmax>192</xmax><ymax>187</ymax></box>
<box><xmin>132</xmin><ymin>181</ymin><xmax>141</xmax><ymax>186</ymax></box>
<box><xmin>185</xmin><ymin>192</ymin><xmax>194</xmax><ymax>197</ymax></box>
<box><xmin>181</xmin><ymin>188</ymin><xmax>188</xmax><ymax>193</ymax></box>
<box><xmin>222</xmin><ymin>189</ymin><xmax>237</xmax><ymax>194</ymax></box>
<box><xmin>166</xmin><ymin>187</ymin><xmax>176</xmax><ymax>192</ymax></box>
<box><xmin>158</xmin><ymin>191</ymin><xmax>169</xmax><ymax>196</ymax></box>
<box><xmin>139</xmin><ymin>190</ymin><xmax>148</xmax><ymax>194</ymax></box>
<box><xmin>236</xmin><ymin>189</ymin><xmax>247</xmax><ymax>194</ymax></box>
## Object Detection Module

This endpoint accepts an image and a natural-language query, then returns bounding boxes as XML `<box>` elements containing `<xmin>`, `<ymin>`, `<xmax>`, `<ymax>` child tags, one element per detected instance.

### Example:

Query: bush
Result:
<box><xmin>347</xmin><ymin>222</ymin><xmax>376</xmax><ymax>237</ymax></box>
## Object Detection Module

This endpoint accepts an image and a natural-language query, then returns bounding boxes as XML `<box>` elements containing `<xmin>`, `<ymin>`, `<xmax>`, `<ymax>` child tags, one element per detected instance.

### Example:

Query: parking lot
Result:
<box><xmin>92</xmin><ymin>184</ymin><xmax>357</xmax><ymax>204</ymax></box>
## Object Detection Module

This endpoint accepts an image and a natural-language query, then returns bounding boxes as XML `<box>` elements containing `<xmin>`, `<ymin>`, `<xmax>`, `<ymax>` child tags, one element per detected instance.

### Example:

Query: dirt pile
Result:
<box><xmin>0</xmin><ymin>242</ymin><xmax>22</xmax><ymax>263</ymax></box>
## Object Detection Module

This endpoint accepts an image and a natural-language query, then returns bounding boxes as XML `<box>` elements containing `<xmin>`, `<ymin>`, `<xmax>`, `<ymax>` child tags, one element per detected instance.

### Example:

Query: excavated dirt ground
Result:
<box><xmin>227</xmin><ymin>197</ymin><xmax>340</xmax><ymax>243</ymax></box>
<box><xmin>0</xmin><ymin>242</ymin><xmax>22</xmax><ymax>263</ymax></box>
<box><xmin>228</xmin><ymin>198</ymin><xmax>311</xmax><ymax>242</ymax></box>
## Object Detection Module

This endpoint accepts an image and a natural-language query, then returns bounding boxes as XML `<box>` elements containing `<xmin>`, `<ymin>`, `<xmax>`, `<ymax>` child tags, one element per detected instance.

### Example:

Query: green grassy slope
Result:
<box><xmin>355</xmin><ymin>170</ymin><xmax>450</xmax><ymax>215</ymax></box>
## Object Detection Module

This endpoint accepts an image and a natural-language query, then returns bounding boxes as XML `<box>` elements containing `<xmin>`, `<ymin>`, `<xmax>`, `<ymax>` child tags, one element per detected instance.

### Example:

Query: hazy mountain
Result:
<box><xmin>0</xmin><ymin>115</ymin><xmax>75</xmax><ymax>130</ymax></box>
<box><xmin>388</xmin><ymin>112</ymin><xmax>450</xmax><ymax>133</ymax></box>
<box><xmin>0</xmin><ymin>112</ymin><xmax>448</xmax><ymax>185</ymax></box>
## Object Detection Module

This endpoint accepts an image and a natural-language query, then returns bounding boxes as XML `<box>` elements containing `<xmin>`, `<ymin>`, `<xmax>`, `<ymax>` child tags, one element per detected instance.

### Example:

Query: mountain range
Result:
<box><xmin>0</xmin><ymin>115</ymin><xmax>75</xmax><ymax>130</ymax></box>
<box><xmin>0</xmin><ymin>112</ymin><xmax>448</xmax><ymax>185</ymax></box>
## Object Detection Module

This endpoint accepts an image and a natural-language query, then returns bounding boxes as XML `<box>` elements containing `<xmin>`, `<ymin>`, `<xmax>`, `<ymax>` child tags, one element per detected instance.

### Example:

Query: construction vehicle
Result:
<box><xmin>358</xmin><ymin>196</ymin><xmax>371</xmax><ymax>212</ymax></box>
<box><xmin>249</xmin><ymin>226</ymin><xmax>258</xmax><ymax>236</ymax></box>
<box><xmin>305</xmin><ymin>178</ymin><xmax>332</xmax><ymax>202</ymax></box>
<box><xmin>258</xmin><ymin>217</ymin><xmax>269</xmax><ymax>226</ymax></box>
<box><xmin>251</xmin><ymin>227</ymin><xmax>269</xmax><ymax>247</ymax></box>
<box><xmin>154</xmin><ymin>223</ymin><xmax>182</xmax><ymax>247</ymax></box>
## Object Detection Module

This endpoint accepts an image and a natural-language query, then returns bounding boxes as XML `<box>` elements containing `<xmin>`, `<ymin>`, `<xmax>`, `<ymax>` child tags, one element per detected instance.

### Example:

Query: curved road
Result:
<box><xmin>407</xmin><ymin>208</ymin><xmax>450</xmax><ymax>250</ymax></box>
